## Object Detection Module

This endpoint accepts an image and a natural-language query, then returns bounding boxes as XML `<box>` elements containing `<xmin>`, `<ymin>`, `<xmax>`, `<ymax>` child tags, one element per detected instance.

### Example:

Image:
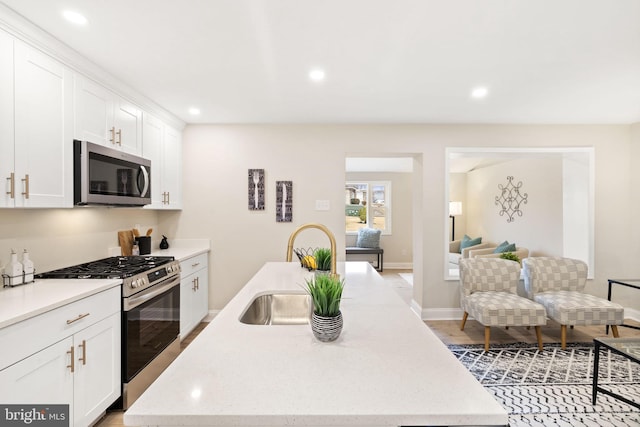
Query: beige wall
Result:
<box><xmin>167</xmin><ymin>123</ymin><xmax>638</xmax><ymax>318</ymax></box>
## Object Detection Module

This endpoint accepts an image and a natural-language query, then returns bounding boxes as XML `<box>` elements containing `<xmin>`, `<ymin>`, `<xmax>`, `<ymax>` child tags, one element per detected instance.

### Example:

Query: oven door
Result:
<box><xmin>123</xmin><ymin>275</ymin><xmax>180</xmax><ymax>382</ymax></box>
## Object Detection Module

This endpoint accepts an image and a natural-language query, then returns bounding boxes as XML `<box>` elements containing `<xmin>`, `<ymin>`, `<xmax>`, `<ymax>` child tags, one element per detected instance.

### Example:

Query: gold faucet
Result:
<box><xmin>286</xmin><ymin>223</ymin><xmax>338</xmax><ymax>278</ymax></box>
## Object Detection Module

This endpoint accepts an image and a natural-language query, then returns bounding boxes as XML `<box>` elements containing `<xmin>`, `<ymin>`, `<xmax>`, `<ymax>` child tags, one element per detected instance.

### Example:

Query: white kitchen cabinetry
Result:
<box><xmin>142</xmin><ymin>113</ymin><xmax>182</xmax><ymax>209</ymax></box>
<box><xmin>1</xmin><ymin>37</ymin><xmax>73</xmax><ymax>208</ymax></box>
<box><xmin>180</xmin><ymin>253</ymin><xmax>209</xmax><ymax>339</ymax></box>
<box><xmin>74</xmin><ymin>74</ymin><xmax>142</xmax><ymax>155</ymax></box>
<box><xmin>0</xmin><ymin>287</ymin><xmax>121</xmax><ymax>427</ymax></box>
<box><xmin>0</xmin><ymin>31</ymin><xmax>13</xmax><ymax>208</ymax></box>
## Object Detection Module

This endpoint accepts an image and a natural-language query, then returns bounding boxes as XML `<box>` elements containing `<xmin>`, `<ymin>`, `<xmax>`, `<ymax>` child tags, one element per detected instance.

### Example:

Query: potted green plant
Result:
<box><xmin>313</xmin><ymin>248</ymin><xmax>332</xmax><ymax>275</ymax></box>
<box><xmin>303</xmin><ymin>274</ymin><xmax>345</xmax><ymax>342</ymax></box>
<box><xmin>499</xmin><ymin>252</ymin><xmax>521</xmax><ymax>264</ymax></box>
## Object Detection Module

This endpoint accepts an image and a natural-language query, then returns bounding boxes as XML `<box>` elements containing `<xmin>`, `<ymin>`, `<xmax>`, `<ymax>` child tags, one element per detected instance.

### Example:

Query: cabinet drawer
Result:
<box><xmin>180</xmin><ymin>253</ymin><xmax>208</xmax><ymax>277</ymax></box>
<box><xmin>0</xmin><ymin>286</ymin><xmax>120</xmax><ymax>371</ymax></box>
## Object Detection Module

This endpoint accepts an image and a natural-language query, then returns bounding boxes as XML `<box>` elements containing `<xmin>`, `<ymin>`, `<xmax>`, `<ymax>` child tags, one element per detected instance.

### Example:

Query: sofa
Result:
<box><xmin>448</xmin><ymin>239</ymin><xmax>494</xmax><ymax>266</ymax></box>
<box><xmin>469</xmin><ymin>246</ymin><xmax>529</xmax><ymax>264</ymax></box>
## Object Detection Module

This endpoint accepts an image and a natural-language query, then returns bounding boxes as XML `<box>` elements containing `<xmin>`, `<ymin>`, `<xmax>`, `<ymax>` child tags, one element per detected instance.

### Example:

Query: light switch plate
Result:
<box><xmin>315</xmin><ymin>200</ymin><xmax>330</xmax><ymax>211</ymax></box>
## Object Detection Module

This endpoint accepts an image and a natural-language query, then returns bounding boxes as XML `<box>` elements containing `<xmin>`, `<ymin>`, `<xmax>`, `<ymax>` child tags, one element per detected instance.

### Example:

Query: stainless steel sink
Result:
<box><xmin>239</xmin><ymin>293</ymin><xmax>311</xmax><ymax>325</ymax></box>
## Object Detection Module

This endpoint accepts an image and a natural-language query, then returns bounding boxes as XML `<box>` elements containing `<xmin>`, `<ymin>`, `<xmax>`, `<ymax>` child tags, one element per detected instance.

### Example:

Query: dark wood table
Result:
<box><xmin>592</xmin><ymin>337</ymin><xmax>640</xmax><ymax>409</ymax></box>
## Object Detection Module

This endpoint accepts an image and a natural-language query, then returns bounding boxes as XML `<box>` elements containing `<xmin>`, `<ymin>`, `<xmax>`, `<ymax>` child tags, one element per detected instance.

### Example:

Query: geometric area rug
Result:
<box><xmin>448</xmin><ymin>342</ymin><xmax>640</xmax><ymax>427</ymax></box>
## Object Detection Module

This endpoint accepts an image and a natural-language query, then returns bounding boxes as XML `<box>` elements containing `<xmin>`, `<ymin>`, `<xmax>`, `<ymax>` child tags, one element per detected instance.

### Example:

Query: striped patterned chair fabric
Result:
<box><xmin>459</xmin><ymin>258</ymin><xmax>547</xmax><ymax>351</ymax></box>
<box><xmin>522</xmin><ymin>257</ymin><xmax>624</xmax><ymax>349</ymax></box>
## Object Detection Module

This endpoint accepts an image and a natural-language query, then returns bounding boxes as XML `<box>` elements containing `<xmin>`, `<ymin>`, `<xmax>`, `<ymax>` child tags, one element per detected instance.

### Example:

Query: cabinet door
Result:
<box><xmin>194</xmin><ymin>270</ymin><xmax>209</xmax><ymax>326</ymax></box>
<box><xmin>73</xmin><ymin>76</ymin><xmax>115</xmax><ymax>146</ymax></box>
<box><xmin>14</xmin><ymin>41</ymin><xmax>73</xmax><ymax>208</ymax></box>
<box><xmin>73</xmin><ymin>312</ymin><xmax>121</xmax><ymax>427</ymax></box>
<box><xmin>179</xmin><ymin>276</ymin><xmax>194</xmax><ymax>340</ymax></box>
<box><xmin>0</xmin><ymin>337</ymin><xmax>75</xmax><ymax>423</ymax></box>
<box><xmin>142</xmin><ymin>113</ymin><xmax>165</xmax><ymax>209</ymax></box>
<box><xmin>0</xmin><ymin>31</ymin><xmax>14</xmax><ymax>208</ymax></box>
<box><xmin>113</xmin><ymin>98</ymin><xmax>142</xmax><ymax>155</ymax></box>
<box><xmin>163</xmin><ymin>125</ymin><xmax>183</xmax><ymax>209</ymax></box>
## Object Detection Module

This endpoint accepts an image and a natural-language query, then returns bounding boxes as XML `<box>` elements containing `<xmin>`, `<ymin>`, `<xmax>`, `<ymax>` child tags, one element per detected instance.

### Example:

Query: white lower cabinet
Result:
<box><xmin>0</xmin><ymin>287</ymin><xmax>121</xmax><ymax>427</ymax></box>
<box><xmin>73</xmin><ymin>312</ymin><xmax>121</xmax><ymax>427</ymax></box>
<box><xmin>180</xmin><ymin>253</ymin><xmax>209</xmax><ymax>339</ymax></box>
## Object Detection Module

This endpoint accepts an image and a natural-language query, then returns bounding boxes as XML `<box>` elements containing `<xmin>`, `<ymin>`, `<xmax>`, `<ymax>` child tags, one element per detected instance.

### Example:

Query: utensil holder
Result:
<box><xmin>136</xmin><ymin>236</ymin><xmax>151</xmax><ymax>255</ymax></box>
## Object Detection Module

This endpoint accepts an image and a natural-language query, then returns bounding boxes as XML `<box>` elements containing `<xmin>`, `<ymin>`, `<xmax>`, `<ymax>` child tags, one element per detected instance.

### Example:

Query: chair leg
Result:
<box><xmin>484</xmin><ymin>326</ymin><xmax>491</xmax><ymax>352</ymax></box>
<box><xmin>611</xmin><ymin>325</ymin><xmax>619</xmax><ymax>338</ymax></box>
<box><xmin>560</xmin><ymin>324</ymin><xmax>567</xmax><ymax>350</ymax></box>
<box><xmin>460</xmin><ymin>312</ymin><xmax>468</xmax><ymax>331</ymax></box>
<box><xmin>534</xmin><ymin>326</ymin><xmax>543</xmax><ymax>351</ymax></box>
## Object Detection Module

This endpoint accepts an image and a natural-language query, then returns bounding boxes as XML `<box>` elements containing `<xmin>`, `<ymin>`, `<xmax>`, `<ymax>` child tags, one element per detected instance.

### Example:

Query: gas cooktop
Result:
<box><xmin>36</xmin><ymin>256</ymin><xmax>175</xmax><ymax>279</ymax></box>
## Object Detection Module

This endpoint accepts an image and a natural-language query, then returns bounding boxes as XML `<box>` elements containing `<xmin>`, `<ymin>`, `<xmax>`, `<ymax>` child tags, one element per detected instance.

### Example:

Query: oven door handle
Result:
<box><xmin>124</xmin><ymin>275</ymin><xmax>181</xmax><ymax>311</ymax></box>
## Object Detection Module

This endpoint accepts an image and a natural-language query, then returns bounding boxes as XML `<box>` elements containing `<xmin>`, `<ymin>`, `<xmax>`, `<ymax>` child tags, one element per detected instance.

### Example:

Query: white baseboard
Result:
<box><xmin>383</xmin><ymin>262</ymin><xmax>413</xmax><ymax>270</ymax></box>
<box><xmin>625</xmin><ymin>307</ymin><xmax>640</xmax><ymax>323</ymax></box>
<box><xmin>204</xmin><ymin>310</ymin><xmax>219</xmax><ymax>322</ymax></box>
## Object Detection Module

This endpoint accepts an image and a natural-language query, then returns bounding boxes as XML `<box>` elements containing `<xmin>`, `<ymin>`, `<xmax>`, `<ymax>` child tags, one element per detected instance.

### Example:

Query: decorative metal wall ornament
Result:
<box><xmin>276</xmin><ymin>180</ymin><xmax>293</xmax><ymax>222</ymax></box>
<box><xmin>495</xmin><ymin>176</ymin><xmax>528</xmax><ymax>223</ymax></box>
<box><xmin>248</xmin><ymin>169</ymin><xmax>265</xmax><ymax>210</ymax></box>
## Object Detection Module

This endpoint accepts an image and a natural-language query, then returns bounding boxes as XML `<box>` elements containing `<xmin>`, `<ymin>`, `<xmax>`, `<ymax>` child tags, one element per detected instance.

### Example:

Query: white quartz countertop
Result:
<box><xmin>148</xmin><ymin>238</ymin><xmax>210</xmax><ymax>262</ymax></box>
<box><xmin>124</xmin><ymin>262</ymin><xmax>508</xmax><ymax>427</ymax></box>
<box><xmin>0</xmin><ymin>278</ymin><xmax>121</xmax><ymax>329</ymax></box>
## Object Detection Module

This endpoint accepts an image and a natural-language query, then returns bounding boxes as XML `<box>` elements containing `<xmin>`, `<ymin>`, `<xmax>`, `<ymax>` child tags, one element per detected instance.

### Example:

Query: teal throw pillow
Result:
<box><xmin>460</xmin><ymin>234</ymin><xmax>482</xmax><ymax>250</ymax></box>
<box><xmin>493</xmin><ymin>241</ymin><xmax>510</xmax><ymax>253</ymax></box>
<box><xmin>494</xmin><ymin>243</ymin><xmax>517</xmax><ymax>253</ymax></box>
<box><xmin>356</xmin><ymin>228</ymin><xmax>381</xmax><ymax>248</ymax></box>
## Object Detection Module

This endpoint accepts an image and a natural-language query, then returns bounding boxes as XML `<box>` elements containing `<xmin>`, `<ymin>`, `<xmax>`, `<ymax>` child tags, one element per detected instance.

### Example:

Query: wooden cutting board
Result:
<box><xmin>118</xmin><ymin>230</ymin><xmax>134</xmax><ymax>256</ymax></box>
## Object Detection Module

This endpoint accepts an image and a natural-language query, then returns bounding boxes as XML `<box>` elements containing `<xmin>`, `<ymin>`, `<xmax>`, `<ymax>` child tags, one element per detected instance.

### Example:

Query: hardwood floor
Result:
<box><xmin>95</xmin><ymin>269</ymin><xmax>639</xmax><ymax>427</ymax></box>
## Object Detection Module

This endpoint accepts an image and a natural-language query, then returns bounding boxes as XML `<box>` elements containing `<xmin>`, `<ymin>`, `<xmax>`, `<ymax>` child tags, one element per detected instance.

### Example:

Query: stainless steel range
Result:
<box><xmin>37</xmin><ymin>256</ymin><xmax>182</xmax><ymax>409</ymax></box>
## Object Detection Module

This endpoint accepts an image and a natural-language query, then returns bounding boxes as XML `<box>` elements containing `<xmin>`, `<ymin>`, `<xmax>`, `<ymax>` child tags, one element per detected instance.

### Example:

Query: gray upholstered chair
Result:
<box><xmin>459</xmin><ymin>258</ymin><xmax>547</xmax><ymax>351</ymax></box>
<box><xmin>522</xmin><ymin>257</ymin><xmax>624</xmax><ymax>349</ymax></box>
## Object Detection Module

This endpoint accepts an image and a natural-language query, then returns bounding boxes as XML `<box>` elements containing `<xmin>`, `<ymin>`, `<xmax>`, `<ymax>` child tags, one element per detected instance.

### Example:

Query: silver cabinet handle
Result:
<box><xmin>192</xmin><ymin>262</ymin><xmax>200</xmax><ymax>268</ymax></box>
<box><xmin>6</xmin><ymin>172</ymin><xmax>14</xmax><ymax>198</ymax></box>
<box><xmin>110</xmin><ymin>126</ymin><xmax>116</xmax><ymax>144</ymax></box>
<box><xmin>66</xmin><ymin>312</ymin><xmax>90</xmax><ymax>324</ymax></box>
<box><xmin>117</xmin><ymin>129</ymin><xmax>122</xmax><ymax>145</ymax></box>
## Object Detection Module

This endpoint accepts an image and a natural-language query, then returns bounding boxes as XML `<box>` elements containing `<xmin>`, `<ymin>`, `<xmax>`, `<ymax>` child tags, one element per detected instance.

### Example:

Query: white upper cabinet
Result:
<box><xmin>0</xmin><ymin>31</ymin><xmax>14</xmax><ymax>208</ymax></box>
<box><xmin>12</xmin><ymin>40</ymin><xmax>73</xmax><ymax>208</ymax></box>
<box><xmin>142</xmin><ymin>113</ymin><xmax>182</xmax><ymax>209</ymax></box>
<box><xmin>162</xmin><ymin>125</ymin><xmax>183</xmax><ymax>209</ymax></box>
<box><xmin>74</xmin><ymin>74</ymin><xmax>142</xmax><ymax>155</ymax></box>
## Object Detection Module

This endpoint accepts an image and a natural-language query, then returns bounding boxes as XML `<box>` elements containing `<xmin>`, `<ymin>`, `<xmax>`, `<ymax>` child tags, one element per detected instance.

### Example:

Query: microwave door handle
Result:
<box><xmin>139</xmin><ymin>165</ymin><xmax>150</xmax><ymax>197</ymax></box>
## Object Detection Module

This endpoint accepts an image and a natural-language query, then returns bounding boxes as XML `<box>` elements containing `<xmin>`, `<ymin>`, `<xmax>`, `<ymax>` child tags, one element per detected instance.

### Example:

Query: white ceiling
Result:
<box><xmin>2</xmin><ymin>0</ymin><xmax>640</xmax><ymax>125</ymax></box>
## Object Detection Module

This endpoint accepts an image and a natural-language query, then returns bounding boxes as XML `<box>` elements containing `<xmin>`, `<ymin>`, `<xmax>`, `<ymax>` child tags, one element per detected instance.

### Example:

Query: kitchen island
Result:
<box><xmin>124</xmin><ymin>262</ymin><xmax>508</xmax><ymax>427</ymax></box>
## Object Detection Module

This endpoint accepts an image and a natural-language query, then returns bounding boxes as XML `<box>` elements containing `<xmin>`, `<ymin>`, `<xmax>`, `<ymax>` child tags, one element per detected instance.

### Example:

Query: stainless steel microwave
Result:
<box><xmin>74</xmin><ymin>140</ymin><xmax>151</xmax><ymax>206</ymax></box>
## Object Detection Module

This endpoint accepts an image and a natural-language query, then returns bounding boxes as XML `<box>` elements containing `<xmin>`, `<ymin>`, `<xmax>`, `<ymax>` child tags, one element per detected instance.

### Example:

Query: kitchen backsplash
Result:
<box><xmin>0</xmin><ymin>208</ymin><xmax>161</xmax><ymax>275</ymax></box>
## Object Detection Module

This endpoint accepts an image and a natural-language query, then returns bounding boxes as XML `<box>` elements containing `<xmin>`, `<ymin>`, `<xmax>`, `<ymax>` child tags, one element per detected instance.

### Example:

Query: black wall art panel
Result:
<box><xmin>248</xmin><ymin>169</ymin><xmax>265</xmax><ymax>210</ymax></box>
<box><xmin>276</xmin><ymin>181</ymin><xmax>292</xmax><ymax>222</ymax></box>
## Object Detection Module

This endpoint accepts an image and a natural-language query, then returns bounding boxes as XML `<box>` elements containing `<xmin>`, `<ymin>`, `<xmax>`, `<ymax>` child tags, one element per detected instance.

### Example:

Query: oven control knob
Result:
<box><xmin>129</xmin><ymin>281</ymin><xmax>136</xmax><ymax>288</ymax></box>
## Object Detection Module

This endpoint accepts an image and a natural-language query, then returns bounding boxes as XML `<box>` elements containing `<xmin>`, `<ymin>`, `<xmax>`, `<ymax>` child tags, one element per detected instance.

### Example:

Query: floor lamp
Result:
<box><xmin>449</xmin><ymin>201</ymin><xmax>462</xmax><ymax>241</ymax></box>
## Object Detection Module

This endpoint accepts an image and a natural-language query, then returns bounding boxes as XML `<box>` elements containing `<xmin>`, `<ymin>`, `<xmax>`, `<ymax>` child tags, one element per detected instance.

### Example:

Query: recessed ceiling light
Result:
<box><xmin>471</xmin><ymin>87</ymin><xmax>489</xmax><ymax>99</ymax></box>
<box><xmin>309</xmin><ymin>69</ymin><xmax>326</xmax><ymax>82</ymax></box>
<box><xmin>188</xmin><ymin>107</ymin><xmax>201</xmax><ymax>115</ymax></box>
<box><xmin>62</xmin><ymin>10</ymin><xmax>87</xmax><ymax>26</ymax></box>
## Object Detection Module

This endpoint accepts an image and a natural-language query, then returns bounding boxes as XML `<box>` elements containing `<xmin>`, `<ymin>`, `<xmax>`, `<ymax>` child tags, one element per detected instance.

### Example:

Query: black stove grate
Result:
<box><xmin>36</xmin><ymin>256</ymin><xmax>175</xmax><ymax>279</ymax></box>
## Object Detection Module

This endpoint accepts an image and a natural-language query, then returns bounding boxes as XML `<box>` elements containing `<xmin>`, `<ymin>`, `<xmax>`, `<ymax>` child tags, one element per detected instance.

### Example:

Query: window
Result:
<box><xmin>345</xmin><ymin>181</ymin><xmax>391</xmax><ymax>234</ymax></box>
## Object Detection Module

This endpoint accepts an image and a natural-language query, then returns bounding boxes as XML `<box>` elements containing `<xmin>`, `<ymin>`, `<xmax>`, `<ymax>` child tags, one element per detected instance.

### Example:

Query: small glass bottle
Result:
<box><xmin>132</xmin><ymin>243</ymin><xmax>140</xmax><ymax>256</ymax></box>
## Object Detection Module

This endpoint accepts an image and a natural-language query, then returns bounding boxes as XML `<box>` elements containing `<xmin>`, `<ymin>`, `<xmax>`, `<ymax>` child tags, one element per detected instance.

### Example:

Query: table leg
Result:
<box><xmin>592</xmin><ymin>341</ymin><xmax>601</xmax><ymax>405</ymax></box>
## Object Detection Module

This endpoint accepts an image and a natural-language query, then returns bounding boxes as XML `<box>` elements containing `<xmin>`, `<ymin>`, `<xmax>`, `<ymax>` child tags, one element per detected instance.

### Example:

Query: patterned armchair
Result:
<box><xmin>459</xmin><ymin>258</ymin><xmax>547</xmax><ymax>351</ymax></box>
<box><xmin>522</xmin><ymin>257</ymin><xmax>624</xmax><ymax>349</ymax></box>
